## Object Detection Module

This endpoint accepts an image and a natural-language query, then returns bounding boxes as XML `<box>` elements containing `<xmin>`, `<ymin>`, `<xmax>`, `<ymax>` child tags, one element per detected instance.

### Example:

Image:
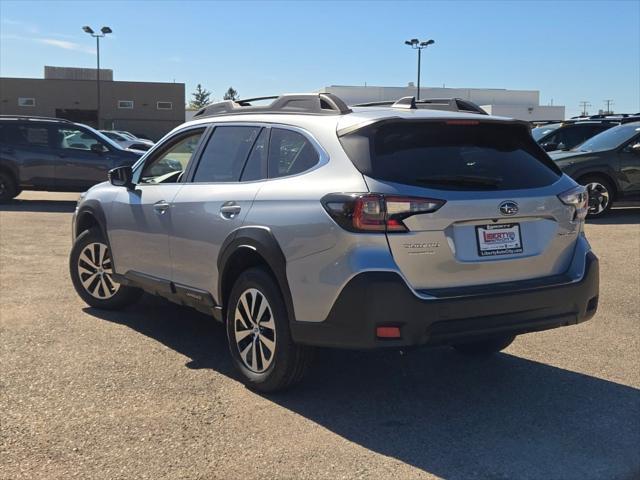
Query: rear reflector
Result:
<box><xmin>376</xmin><ymin>326</ymin><xmax>401</xmax><ymax>338</ymax></box>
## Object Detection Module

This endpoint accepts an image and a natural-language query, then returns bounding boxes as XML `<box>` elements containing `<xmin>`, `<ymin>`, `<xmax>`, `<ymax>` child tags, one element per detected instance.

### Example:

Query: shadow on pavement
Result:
<box><xmin>0</xmin><ymin>199</ymin><xmax>77</xmax><ymax>213</ymax></box>
<box><xmin>587</xmin><ymin>207</ymin><xmax>640</xmax><ymax>225</ymax></box>
<box><xmin>85</xmin><ymin>295</ymin><xmax>640</xmax><ymax>480</ymax></box>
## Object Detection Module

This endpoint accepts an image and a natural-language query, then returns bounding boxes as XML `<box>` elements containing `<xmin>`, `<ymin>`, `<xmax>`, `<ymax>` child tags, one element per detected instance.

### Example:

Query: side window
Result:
<box><xmin>140</xmin><ymin>130</ymin><xmax>204</xmax><ymax>184</ymax></box>
<box><xmin>240</xmin><ymin>128</ymin><xmax>269</xmax><ymax>181</ymax></box>
<box><xmin>1</xmin><ymin>124</ymin><xmax>50</xmax><ymax>147</ymax></box>
<box><xmin>192</xmin><ymin>126</ymin><xmax>261</xmax><ymax>183</ymax></box>
<box><xmin>268</xmin><ymin>128</ymin><xmax>320</xmax><ymax>178</ymax></box>
<box><xmin>55</xmin><ymin>127</ymin><xmax>104</xmax><ymax>151</ymax></box>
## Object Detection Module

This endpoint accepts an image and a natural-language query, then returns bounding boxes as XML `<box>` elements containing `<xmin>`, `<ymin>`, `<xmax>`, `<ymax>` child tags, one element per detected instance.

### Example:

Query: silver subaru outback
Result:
<box><xmin>70</xmin><ymin>93</ymin><xmax>599</xmax><ymax>392</ymax></box>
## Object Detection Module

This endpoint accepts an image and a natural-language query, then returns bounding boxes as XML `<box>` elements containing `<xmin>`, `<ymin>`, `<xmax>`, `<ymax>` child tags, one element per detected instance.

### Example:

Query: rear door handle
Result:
<box><xmin>220</xmin><ymin>202</ymin><xmax>241</xmax><ymax>219</ymax></box>
<box><xmin>153</xmin><ymin>200</ymin><xmax>170</xmax><ymax>215</ymax></box>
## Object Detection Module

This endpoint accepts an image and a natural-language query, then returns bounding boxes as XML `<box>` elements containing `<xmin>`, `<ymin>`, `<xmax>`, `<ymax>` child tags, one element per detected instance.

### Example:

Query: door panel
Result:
<box><xmin>52</xmin><ymin>126</ymin><xmax>115</xmax><ymax>189</ymax></box>
<box><xmin>618</xmin><ymin>138</ymin><xmax>640</xmax><ymax>196</ymax></box>
<box><xmin>0</xmin><ymin>123</ymin><xmax>56</xmax><ymax>187</ymax></box>
<box><xmin>169</xmin><ymin>183</ymin><xmax>260</xmax><ymax>293</ymax></box>
<box><xmin>108</xmin><ymin>184</ymin><xmax>184</xmax><ymax>279</ymax></box>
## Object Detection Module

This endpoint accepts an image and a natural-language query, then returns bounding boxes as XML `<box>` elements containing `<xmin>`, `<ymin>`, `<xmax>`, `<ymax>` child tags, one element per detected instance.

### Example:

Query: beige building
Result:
<box><xmin>0</xmin><ymin>66</ymin><xmax>185</xmax><ymax>140</ymax></box>
<box><xmin>319</xmin><ymin>84</ymin><xmax>565</xmax><ymax>121</ymax></box>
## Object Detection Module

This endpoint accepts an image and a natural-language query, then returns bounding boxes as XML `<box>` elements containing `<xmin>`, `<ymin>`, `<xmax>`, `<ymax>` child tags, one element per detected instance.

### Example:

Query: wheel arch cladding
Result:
<box><xmin>75</xmin><ymin>200</ymin><xmax>108</xmax><ymax>240</ymax></box>
<box><xmin>218</xmin><ymin>227</ymin><xmax>295</xmax><ymax>324</ymax></box>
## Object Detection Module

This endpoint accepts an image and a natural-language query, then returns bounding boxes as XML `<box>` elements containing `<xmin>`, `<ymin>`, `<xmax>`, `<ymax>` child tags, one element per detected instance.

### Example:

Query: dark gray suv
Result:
<box><xmin>0</xmin><ymin>116</ymin><xmax>141</xmax><ymax>201</ymax></box>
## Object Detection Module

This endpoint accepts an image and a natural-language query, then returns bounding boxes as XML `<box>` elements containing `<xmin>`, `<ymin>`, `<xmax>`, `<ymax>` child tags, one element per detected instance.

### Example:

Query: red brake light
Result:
<box><xmin>322</xmin><ymin>194</ymin><xmax>445</xmax><ymax>233</ymax></box>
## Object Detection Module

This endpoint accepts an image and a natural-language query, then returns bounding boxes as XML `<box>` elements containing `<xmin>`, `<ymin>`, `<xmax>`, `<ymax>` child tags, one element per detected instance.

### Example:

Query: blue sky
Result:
<box><xmin>1</xmin><ymin>0</ymin><xmax>638</xmax><ymax>117</ymax></box>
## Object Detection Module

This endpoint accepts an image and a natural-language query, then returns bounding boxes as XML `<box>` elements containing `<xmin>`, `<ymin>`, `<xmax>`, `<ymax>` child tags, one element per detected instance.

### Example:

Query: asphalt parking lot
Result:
<box><xmin>1</xmin><ymin>191</ymin><xmax>639</xmax><ymax>480</ymax></box>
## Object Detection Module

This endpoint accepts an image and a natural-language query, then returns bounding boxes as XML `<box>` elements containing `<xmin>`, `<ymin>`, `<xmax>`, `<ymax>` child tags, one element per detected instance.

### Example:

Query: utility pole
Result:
<box><xmin>603</xmin><ymin>99</ymin><xmax>614</xmax><ymax>114</ymax></box>
<box><xmin>579</xmin><ymin>101</ymin><xmax>592</xmax><ymax>116</ymax></box>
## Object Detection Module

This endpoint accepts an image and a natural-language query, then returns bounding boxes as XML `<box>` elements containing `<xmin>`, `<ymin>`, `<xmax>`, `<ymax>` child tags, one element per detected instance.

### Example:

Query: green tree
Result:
<box><xmin>223</xmin><ymin>87</ymin><xmax>239</xmax><ymax>101</ymax></box>
<box><xmin>189</xmin><ymin>84</ymin><xmax>211</xmax><ymax>109</ymax></box>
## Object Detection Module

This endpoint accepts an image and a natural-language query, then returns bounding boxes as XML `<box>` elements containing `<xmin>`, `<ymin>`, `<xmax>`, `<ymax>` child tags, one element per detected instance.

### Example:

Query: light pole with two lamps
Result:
<box><xmin>82</xmin><ymin>26</ymin><xmax>112</xmax><ymax>129</ymax></box>
<box><xmin>404</xmin><ymin>38</ymin><xmax>435</xmax><ymax>100</ymax></box>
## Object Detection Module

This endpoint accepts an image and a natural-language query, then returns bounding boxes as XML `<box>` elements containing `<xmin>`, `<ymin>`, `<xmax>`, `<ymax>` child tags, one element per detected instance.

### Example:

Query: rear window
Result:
<box><xmin>340</xmin><ymin>121</ymin><xmax>561</xmax><ymax>190</ymax></box>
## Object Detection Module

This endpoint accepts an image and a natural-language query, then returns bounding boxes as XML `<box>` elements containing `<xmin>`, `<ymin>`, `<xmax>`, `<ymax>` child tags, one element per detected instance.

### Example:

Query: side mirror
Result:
<box><xmin>91</xmin><ymin>143</ymin><xmax>108</xmax><ymax>154</ymax></box>
<box><xmin>630</xmin><ymin>143</ymin><xmax>640</xmax><ymax>154</ymax></box>
<box><xmin>108</xmin><ymin>165</ymin><xmax>134</xmax><ymax>189</ymax></box>
<box><xmin>542</xmin><ymin>142</ymin><xmax>558</xmax><ymax>152</ymax></box>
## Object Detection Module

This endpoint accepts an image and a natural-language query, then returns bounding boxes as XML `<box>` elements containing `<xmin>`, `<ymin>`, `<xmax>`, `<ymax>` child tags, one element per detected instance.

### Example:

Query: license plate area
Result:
<box><xmin>476</xmin><ymin>223</ymin><xmax>523</xmax><ymax>257</ymax></box>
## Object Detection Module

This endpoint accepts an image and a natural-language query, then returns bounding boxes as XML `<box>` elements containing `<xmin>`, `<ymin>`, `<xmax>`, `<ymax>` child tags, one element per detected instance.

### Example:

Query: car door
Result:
<box><xmin>169</xmin><ymin>125</ymin><xmax>267</xmax><ymax>294</ymax></box>
<box><xmin>52</xmin><ymin>125</ymin><xmax>119</xmax><ymax>190</ymax></box>
<box><xmin>617</xmin><ymin>133</ymin><xmax>640</xmax><ymax>197</ymax></box>
<box><xmin>107</xmin><ymin>127</ymin><xmax>207</xmax><ymax>280</ymax></box>
<box><xmin>0</xmin><ymin>122</ymin><xmax>57</xmax><ymax>188</ymax></box>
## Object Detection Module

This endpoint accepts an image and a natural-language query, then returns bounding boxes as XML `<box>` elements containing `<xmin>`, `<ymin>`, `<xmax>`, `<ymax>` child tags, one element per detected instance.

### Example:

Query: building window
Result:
<box><xmin>157</xmin><ymin>101</ymin><xmax>173</xmax><ymax>110</ymax></box>
<box><xmin>18</xmin><ymin>97</ymin><xmax>36</xmax><ymax>107</ymax></box>
<box><xmin>118</xmin><ymin>100</ymin><xmax>134</xmax><ymax>109</ymax></box>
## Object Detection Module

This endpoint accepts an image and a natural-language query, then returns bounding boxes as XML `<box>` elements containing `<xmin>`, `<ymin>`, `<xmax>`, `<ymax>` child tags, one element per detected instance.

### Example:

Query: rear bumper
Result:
<box><xmin>290</xmin><ymin>251</ymin><xmax>599</xmax><ymax>349</ymax></box>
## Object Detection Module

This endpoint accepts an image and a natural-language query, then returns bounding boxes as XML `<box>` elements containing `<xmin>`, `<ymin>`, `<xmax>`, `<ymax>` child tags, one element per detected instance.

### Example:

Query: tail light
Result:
<box><xmin>558</xmin><ymin>185</ymin><xmax>588</xmax><ymax>221</ymax></box>
<box><xmin>322</xmin><ymin>193</ymin><xmax>445</xmax><ymax>233</ymax></box>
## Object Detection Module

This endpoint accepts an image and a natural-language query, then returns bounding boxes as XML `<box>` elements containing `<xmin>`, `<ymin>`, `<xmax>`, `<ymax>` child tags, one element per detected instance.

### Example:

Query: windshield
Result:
<box><xmin>117</xmin><ymin>131</ymin><xmax>138</xmax><ymax>140</ymax></box>
<box><xmin>100</xmin><ymin>131</ymin><xmax>124</xmax><ymax>141</ymax></box>
<box><xmin>531</xmin><ymin>123</ymin><xmax>561</xmax><ymax>140</ymax></box>
<box><xmin>573</xmin><ymin>123</ymin><xmax>640</xmax><ymax>152</ymax></box>
<box><xmin>78</xmin><ymin>124</ymin><xmax>124</xmax><ymax>150</ymax></box>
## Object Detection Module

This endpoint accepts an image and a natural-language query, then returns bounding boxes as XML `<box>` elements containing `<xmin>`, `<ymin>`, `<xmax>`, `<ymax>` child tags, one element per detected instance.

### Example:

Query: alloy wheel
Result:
<box><xmin>233</xmin><ymin>288</ymin><xmax>277</xmax><ymax>373</ymax></box>
<box><xmin>77</xmin><ymin>242</ymin><xmax>120</xmax><ymax>299</ymax></box>
<box><xmin>585</xmin><ymin>182</ymin><xmax>610</xmax><ymax>215</ymax></box>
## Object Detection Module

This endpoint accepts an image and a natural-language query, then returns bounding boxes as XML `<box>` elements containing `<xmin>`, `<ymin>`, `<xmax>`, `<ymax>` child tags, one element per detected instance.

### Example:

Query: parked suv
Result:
<box><xmin>0</xmin><ymin>116</ymin><xmax>142</xmax><ymax>201</ymax></box>
<box><xmin>532</xmin><ymin>121</ymin><xmax>617</xmax><ymax>152</ymax></box>
<box><xmin>550</xmin><ymin>121</ymin><xmax>640</xmax><ymax>216</ymax></box>
<box><xmin>69</xmin><ymin>94</ymin><xmax>599</xmax><ymax>392</ymax></box>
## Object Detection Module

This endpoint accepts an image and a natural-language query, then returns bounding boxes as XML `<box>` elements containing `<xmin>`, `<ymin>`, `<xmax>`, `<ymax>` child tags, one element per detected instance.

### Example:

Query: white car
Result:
<box><xmin>100</xmin><ymin>130</ymin><xmax>154</xmax><ymax>151</ymax></box>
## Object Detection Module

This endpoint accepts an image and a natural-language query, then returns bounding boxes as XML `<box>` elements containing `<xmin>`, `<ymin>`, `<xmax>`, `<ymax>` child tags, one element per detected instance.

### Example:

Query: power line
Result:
<box><xmin>603</xmin><ymin>99</ymin><xmax>614</xmax><ymax>114</ymax></box>
<box><xmin>579</xmin><ymin>101</ymin><xmax>592</xmax><ymax>116</ymax></box>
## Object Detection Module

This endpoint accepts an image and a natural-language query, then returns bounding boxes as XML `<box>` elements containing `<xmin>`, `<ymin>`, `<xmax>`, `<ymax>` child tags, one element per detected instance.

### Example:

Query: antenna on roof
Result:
<box><xmin>392</xmin><ymin>96</ymin><xmax>417</xmax><ymax>109</ymax></box>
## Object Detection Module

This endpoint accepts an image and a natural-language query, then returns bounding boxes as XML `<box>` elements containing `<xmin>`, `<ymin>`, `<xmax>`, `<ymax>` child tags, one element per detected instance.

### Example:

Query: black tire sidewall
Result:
<box><xmin>69</xmin><ymin>228</ymin><xmax>141</xmax><ymax>310</ymax></box>
<box><xmin>226</xmin><ymin>268</ymin><xmax>296</xmax><ymax>391</ymax></box>
<box><xmin>0</xmin><ymin>171</ymin><xmax>18</xmax><ymax>202</ymax></box>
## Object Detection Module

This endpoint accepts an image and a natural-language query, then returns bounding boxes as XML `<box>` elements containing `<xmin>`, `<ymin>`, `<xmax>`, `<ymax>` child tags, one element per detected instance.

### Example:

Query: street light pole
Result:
<box><xmin>404</xmin><ymin>38</ymin><xmax>435</xmax><ymax>100</ymax></box>
<box><xmin>82</xmin><ymin>26</ymin><xmax>112</xmax><ymax>129</ymax></box>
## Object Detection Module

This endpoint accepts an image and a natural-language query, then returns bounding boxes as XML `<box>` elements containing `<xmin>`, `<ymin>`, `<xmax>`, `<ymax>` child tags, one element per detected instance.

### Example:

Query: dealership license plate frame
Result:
<box><xmin>476</xmin><ymin>223</ymin><xmax>524</xmax><ymax>257</ymax></box>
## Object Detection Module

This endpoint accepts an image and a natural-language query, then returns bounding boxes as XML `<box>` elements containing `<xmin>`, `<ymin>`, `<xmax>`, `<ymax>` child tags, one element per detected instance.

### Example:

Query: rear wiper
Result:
<box><xmin>415</xmin><ymin>175</ymin><xmax>503</xmax><ymax>188</ymax></box>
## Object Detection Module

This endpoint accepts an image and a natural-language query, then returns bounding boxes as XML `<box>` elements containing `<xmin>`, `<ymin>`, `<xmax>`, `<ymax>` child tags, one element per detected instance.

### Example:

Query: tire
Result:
<box><xmin>69</xmin><ymin>228</ymin><xmax>142</xmax><ymax>310</ymax></box>
<box><xmin>226</xmin><ymin>267</ymin><xmax>313</xmax><ymax>393</ymax></box>
<box><xmin>452</xmin><ymin>335</ymin><xmax>515</xmax><ymax>356</ymax></box>
<box><xmin>580</xmin><ymin>175</ymin><xmax>614</xmax><ymax>218</ymax></box>
<box><xmin>0</xmin><ymin>171</ymin><xmax>19</xmax><ymax>203</ymax></box>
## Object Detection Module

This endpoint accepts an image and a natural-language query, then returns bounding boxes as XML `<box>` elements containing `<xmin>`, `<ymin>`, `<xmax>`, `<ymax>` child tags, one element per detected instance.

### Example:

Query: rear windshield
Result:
<box><xmin>340</xmin><ymin>121</ymin><xmax>561</xmax><ymax>190</ymax></box>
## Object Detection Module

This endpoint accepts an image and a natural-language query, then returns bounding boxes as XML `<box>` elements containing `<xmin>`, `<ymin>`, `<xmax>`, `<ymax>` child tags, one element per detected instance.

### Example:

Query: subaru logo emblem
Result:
<box><xmin>499</xmin><ymin>201</ymin><xmax>519</xmax><ymax>216</ymax></box>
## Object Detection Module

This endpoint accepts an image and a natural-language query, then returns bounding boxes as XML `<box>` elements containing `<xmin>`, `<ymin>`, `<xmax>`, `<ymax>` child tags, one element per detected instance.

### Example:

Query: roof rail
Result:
<box><xmin>353</xmin><ymin>97</ymin><xmax>487</xmax><ymax>115</ymax></box>
<box><xmin>193</xmin><ymin>93</ymin><xmax>352</xmax><ymax>118</ymax></box>
<box><xmin>0</xmin><ymin>115</ymin><xmax>73</xmax><ymax>123</ymax></box>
